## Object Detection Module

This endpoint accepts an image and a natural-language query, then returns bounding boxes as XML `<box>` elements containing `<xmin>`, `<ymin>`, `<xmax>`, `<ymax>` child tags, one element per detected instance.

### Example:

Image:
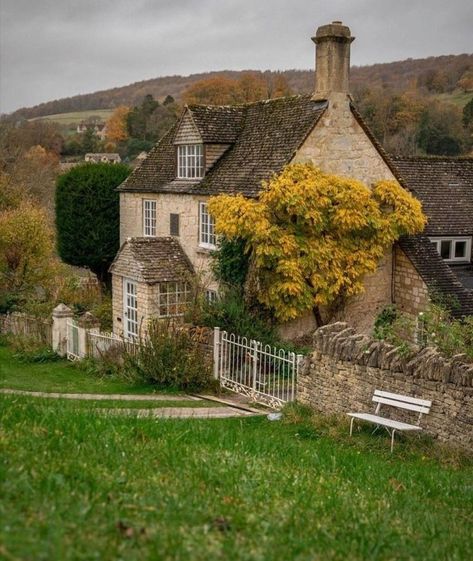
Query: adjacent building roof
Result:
<box><xmin>119</xmin><ymin>95</ymin><xmax>328</xmax><ymax>197</ymax></box>
<box><xmin>393</xmin><ymin>157</ymin><xmax>473</xmax><ymax>236</ymax></box>
<box><xmin>109</xmin><ymin>237</ymin><xmax>194</xmax><ymax>283</ymax></box>
<box><xmin>398</xmin><ymin>235</ymin><xmax>473</xmax><ymax>318</ymax></box>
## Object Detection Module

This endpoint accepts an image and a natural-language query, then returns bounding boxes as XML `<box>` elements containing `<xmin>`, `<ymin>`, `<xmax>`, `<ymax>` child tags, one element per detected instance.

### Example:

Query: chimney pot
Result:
<box><xmin>312</xmin><ymin>22</ymin><xmax>354</xmax><ymax>100</ymax></box>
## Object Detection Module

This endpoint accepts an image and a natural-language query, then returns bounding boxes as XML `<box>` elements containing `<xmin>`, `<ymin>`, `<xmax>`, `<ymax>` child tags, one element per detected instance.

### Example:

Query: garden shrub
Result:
<box><xmin>9</xmin><ymin>335</ymin><xmax>60</xmax><ymax>363</ymax></box>
<box><xmin>124</xmin><ymin>320</ymin><xmax>215</xmax><ymax>391</ymax></box>
<box><xmin>374</xmin><ymin>303</ymin><xmax>473</xmax><ymax>361</ymax></box>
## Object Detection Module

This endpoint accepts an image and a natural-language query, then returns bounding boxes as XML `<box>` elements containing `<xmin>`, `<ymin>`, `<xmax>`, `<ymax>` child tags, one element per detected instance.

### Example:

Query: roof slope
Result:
<box><xmin>399</xmin><ymin>235</ymin><xmax>473</xmax><ymax>318</ymax></box>
<box><xmin>393</xmin><ymin>157</ymin><xmax>473</xmax><ymax>236</ymax></box>
<box><xmin>120</xmin><ymin>95</ymin><xmax>327</xmax><ymax>196</ymax></box>
<box><xmin>109</xmin><ymin>237</ymin><xmax>194</xmax><ymax>283</ymax></box>
<box><xmin>187</xmin><ymin>105</ymin><xmax>245</xmax><ymax>143</ymax></box>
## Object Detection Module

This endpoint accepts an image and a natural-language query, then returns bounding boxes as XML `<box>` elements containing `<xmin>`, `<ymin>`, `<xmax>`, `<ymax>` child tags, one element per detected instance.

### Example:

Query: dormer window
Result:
<box><xmin>177</xmin><ymin>144</ymin><xmax>204</xmax><ymax>179</ymax></box>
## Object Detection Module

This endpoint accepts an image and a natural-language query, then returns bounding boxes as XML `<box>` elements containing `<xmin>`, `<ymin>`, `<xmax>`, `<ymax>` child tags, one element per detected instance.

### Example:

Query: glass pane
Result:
<box><xmin>440</xmin><ymin>240</ymin><xmax>451</xmax><ymax>259</ymax></box>
<box><xmin>454</xmin><ymin>241</ymin><xmax>467</xmax><ymax>259</ymax></box>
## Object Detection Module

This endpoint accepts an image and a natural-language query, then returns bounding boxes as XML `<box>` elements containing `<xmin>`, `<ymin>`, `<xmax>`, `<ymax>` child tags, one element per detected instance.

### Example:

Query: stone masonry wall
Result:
<box><xmin>292</xmin><ymin>93</ymin><xmax>397</xmax><ymax>333</ymax></box>
<box><xmin>298</xmin><ymin>322</ymin><xmax>473</xmax><ymax>450</ymax></box>
<box><xmin>119</xmin><ymin>191</ymin><xmax>218</xmax><ymax>290</ymax></box>
<box><xmin>393</xmin><ymin>247</ymin><xmax>429</xmax><ymax>315</ymax></box>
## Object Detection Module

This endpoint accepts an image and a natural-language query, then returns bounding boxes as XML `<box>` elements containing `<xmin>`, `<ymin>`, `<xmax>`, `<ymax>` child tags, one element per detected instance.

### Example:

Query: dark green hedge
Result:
<box><xmin>55</xmin><ymin>162</ymin><xmax>130</xmax><ymax>282</ymax></box>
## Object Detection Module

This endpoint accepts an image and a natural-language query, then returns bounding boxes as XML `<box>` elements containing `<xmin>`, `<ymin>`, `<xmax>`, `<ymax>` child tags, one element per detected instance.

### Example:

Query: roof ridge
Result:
<box><xmin>187</xmin><ymin>93</ymin><xmax>314</xmax><ymax>111</ymax></box>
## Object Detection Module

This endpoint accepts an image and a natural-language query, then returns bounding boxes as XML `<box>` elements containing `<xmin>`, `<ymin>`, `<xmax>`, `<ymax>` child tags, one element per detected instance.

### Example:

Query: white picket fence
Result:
<box><xmin>214</xmin><ymin>327</ymin><xmax>302</xmax><ymax>409</ymax></box>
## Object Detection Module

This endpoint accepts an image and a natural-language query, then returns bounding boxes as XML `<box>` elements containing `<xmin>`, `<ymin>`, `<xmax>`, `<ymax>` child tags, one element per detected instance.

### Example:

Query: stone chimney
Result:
<box><xmin>312</xmin><ymin>21</ymin><xmax>354</xmax><ymax>100</ymax></box>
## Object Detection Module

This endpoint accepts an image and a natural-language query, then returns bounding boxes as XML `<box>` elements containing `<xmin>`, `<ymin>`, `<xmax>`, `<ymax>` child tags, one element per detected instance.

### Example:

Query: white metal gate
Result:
<box><xmin>66</xmin><ymin>320</ymin><xmax>80</xmax><ymax>360</ymax></box>
<box><xmin>213</xmin><ymin>327</ymin><xmax>302</xmax><ymax>409</ymax></box>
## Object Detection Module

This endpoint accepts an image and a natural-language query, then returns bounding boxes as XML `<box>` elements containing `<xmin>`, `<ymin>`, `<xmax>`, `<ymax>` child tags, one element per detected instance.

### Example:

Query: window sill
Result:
<box><xmin>196</xmin><ymin>246</ymin><xmax>216</xmax><ymax>255</ymax></box>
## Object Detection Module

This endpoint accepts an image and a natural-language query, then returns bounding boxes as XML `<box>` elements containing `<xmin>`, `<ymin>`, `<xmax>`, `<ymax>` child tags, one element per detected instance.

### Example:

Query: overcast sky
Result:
<box><xmin>0</xmin><ymin>0</ymin><xmax>472</xmax><ymax>114</ymax></box>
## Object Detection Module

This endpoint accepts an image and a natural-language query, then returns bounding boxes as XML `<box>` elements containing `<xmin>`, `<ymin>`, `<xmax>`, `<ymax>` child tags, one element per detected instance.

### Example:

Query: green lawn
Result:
<box><xmin>434</xmin><ymin>90</ymin><xmax>473</xmax><ymax>108</ymax></box>
<box><xmin>0</xmin><ymin>346</ymin><xmax>173</xmax><ymax>395</ymax></box>
<box><xmin>0</xmin><ymin>396</ymin><xmax>472</xmax><ymax>561</ymax></box>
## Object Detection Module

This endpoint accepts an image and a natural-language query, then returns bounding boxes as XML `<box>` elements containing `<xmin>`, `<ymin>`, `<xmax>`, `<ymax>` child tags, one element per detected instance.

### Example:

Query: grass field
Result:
<box><xmin>0</xmin><ymin>346</ymin><xmax>174</xmax><ymax>395</ymax></box>
<box><xmin>0</xmin><ymin>396</ymin><xmax>472</xmax><ymax>561</ymax></box>
<box><xmin>30</xmin><ymin>109</ymin><xmax>114</xmax><ymax>126</ymax></box>
<box><xmin>434</xmin><ymin>89</ymin><xmax>473</xmax><ymax>108</ymax></box>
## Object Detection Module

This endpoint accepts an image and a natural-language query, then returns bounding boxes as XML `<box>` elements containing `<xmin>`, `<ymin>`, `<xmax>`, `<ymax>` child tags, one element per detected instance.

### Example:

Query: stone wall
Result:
<box><xmin>291</xmin><ymin>93</ymin><xmax>397</xmax><ymax>333</ymax></box>
<box><xmin>119</xmin><ymin>191</ymin><xmax>217</xmax><ymax>290</ymax></box>
<box><xmin>393</xmin><ymin>246</ymin><xmax>429</xmax><ymax>315</ymax></box>
<box><xmin>298</xmin><ymin>322</ymin><xmax>473</xmax><ymax>450</ymax></box>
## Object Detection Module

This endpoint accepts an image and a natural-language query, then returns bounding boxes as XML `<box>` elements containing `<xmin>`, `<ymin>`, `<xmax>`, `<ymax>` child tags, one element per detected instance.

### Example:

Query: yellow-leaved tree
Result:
<box><xmin>0</xmin><ymin>202</ymin><xmax>56</xmax><ymax>306</ymax></box>
<box><xmin>207</xmin><ymin>163</ymin><xmax>426</xmax><ymax>323</ymax></box>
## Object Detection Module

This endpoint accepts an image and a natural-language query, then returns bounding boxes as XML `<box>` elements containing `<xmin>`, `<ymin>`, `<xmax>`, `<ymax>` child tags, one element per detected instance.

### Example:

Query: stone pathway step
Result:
<box><xmin>0</xmin><ymin>389</ymin><xmax>199</xmax><ymax>401</ymax></box>
<box><xmin>0</xmin><ymin>388</ymin><xmax>262</xmax><ymax>418</ymax></box>
<box><xmin>100</xmin><ymin>407</ymin><xmax>256</xmax><ymax>418</ymax></box>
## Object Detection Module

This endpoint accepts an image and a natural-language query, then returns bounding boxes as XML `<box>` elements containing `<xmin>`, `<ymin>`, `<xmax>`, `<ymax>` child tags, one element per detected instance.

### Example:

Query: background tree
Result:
<box><xmin>462</xmin><ymin>97</ymin><xmax>473</xmax><ymax>129</ymax></box>
<box><xmin>0</xmin><ymin>202</ymin><xmax>56</xmax><ymax>310</ymax></box>
<box><xmin>208</xmin><ymin>164</ymin><xmax>425</xmax><ymax>324</ymax></box>
<box><xmin>55</xmin><ymin>162</ymin><xmax>130</xmax><ymax>283</ymax></box>
<box><xmin>417</xmin><ymin>100</ymin><xmax>470</xmax><ymax>155</ymax></box>
<box><xmin>105</xmin><ymin>106</ymin><xmax>130</xmax><ymax>144</ymax></box>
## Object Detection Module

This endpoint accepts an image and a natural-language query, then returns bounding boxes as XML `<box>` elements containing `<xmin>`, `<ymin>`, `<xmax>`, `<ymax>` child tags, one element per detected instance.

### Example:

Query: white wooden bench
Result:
<box><xmin>347</xmin><ymin>390</ymin><xmax>432</xmax><ymax>452</ymax></box>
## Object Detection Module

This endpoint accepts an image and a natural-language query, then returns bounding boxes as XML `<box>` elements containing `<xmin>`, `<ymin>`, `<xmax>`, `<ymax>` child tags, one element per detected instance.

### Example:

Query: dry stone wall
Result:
<box><xmin>298</xmin><ymin>322</ymin><xmax>473</xmax><ymax>450</ymax></box>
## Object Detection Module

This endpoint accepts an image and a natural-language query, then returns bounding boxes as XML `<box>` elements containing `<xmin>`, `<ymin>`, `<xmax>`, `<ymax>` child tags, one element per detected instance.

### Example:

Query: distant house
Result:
<box><xmin>84</xmin><ymin>153</ymin><xmax>121</xmax><ymax>164</ymax></box>
<box><xmin>393</xmin><ymin>157</ymin><xmax>473</xmax><ymax>290</ymax></box>
<box><xmin>110</xmin><ymin>21</ymin><xmax>473</xmax><ymax>339</ymax></box>
<box><xmin>77</xmin><ymin>121</ymin><xmax>107</xmax><ymax>141</ymax></box>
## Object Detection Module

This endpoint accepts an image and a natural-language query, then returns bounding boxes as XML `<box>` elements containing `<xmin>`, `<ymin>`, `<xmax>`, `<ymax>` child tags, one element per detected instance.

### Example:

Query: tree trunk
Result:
<box><xmin>312</xmin><ymin>306</ymin><xmax>324</xmax><ymax>328</ymax></box>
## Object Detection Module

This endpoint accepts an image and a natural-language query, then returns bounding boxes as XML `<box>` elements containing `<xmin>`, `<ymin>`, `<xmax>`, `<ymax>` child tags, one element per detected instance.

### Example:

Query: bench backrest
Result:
<box><xmin>372</xmin><ymin>390</ymin><xmax>432</xmax><ymax>416</ymax></box>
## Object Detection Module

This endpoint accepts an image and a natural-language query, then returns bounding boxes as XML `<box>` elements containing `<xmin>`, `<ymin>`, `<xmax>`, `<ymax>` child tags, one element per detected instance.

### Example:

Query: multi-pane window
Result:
<box><xmin>206</xmin><ymin>290</ymin><xmax>218</xmax><ymax>304</ymax></box>
<box><xmin>199</xmin><ymin>202</ymin><xmax>216</xmax><ymax>249</ymax></box>
<box><xmin>430</xmin><ymin>237</ymin><xmax>472</xmax><ymax>262</ymax></box>
<box><xmin>143</xmin><ymin>200</ymin><xmax>157</xmax><ymax>237</ymax></box>
<box><xmin>157</xmin><ymin>282</ymin><xmax>192</xmax><ymax>317</ymax></box>
<box><xmin>170</xmin><ymin>213</ymin><xmax>180</xmax><ymax>236</ymax></box>
<box><xmin>177</xmin><ymin>144</ymin><xmax>204</xmax><ymax>179</ymax></box>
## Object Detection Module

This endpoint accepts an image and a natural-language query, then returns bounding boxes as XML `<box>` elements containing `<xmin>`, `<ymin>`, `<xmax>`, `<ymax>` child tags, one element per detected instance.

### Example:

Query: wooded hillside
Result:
<box><xmin>7</xmin><ymin>54</ymin><xmax>473</xmax><ymax>120</ymax></box>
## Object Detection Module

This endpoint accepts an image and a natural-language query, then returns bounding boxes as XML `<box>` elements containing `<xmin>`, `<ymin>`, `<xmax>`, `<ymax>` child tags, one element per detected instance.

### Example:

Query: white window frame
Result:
<box><xmin>157</xmin><ymin>282</ymin><xmax>192</xmax><ymax>318</ymax></box>
<box><xmin>123</xmin><ymin>278</ymin><xmax>138</xmax><ymax>339</ymax></box>
<box><xmin>205</xmin><ymin>289</ymin><xmax>218</xmax><ymax>304</ymax></box>
<box><xmin>143</xmin><ymin>199</ymin><xmax>157</xmax><ymax>237</ymax></box>
<box><xmin>177</xmin><ymin>144</ymin><xmax>204</xmax><ymax>179</ymax></box>
<box><xmin>199</xmin><ymin>202</ymin><xmax>216</xmax><ymax>249</ymax></box>
<box><xmin>429</xmin><ymin>236</ymin><xmax>472</xmax><ymax>263</ymax></box>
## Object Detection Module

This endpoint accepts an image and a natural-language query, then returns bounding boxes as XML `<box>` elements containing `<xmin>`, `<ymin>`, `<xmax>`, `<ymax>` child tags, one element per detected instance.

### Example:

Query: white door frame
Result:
<box><xmin>123</xmin><ymin>278</ymin><xmax>138</xmax><ymax>339</ymax></box>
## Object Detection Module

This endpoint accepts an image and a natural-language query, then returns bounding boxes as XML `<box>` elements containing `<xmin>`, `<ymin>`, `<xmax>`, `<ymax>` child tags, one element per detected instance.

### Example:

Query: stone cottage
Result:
<box><xmin>110</xmin><ymin>21</ymin><xmax>473</xmax><ymax>339</ymax></box>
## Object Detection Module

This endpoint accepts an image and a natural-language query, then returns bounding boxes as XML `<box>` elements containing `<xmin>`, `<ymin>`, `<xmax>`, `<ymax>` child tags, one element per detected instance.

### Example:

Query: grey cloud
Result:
<box><xmin>0</xmin><ymin>0</ymin><xmax>472</xmax><ymax>113</ymax></box>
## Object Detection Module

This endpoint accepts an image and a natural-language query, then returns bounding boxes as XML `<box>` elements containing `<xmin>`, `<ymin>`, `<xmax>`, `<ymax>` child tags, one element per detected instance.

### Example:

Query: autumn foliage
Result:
<box><xmin>182</xmin><ymin>72</ymin><xmax>292</xmax><ymax>105</ymax></box>
<box><xmin>106</xmin><ymin>106</ymin><xmax>131</xmax><ymax>143</ymax></box>
<box><xmin>208</xmin><ymin>164</ymin><xmax>426</xmax><ymax>322</ymax></box>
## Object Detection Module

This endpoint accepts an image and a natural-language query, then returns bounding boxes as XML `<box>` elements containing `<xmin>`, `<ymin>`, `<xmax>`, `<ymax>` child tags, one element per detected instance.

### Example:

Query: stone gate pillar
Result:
<box><xmin>52</xmin><ymin>304</ymin><xmax>74</xmax><ymax>357</ymax></box>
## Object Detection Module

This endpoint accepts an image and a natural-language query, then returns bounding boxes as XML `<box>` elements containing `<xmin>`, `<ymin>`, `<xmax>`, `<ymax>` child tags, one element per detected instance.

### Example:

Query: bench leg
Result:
<box><xmin>390</xmin><ymin>429</ymin><xmax>396</xmax><ymax>453</ymax></box>
<box><xmin>350</xmin><ymin>417</ymin><xmax>355</xmax><ymax>436</ymax></box>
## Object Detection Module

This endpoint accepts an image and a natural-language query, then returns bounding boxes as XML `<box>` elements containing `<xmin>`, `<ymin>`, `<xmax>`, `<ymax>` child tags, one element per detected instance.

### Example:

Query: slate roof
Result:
<box><xmin>119</xmin><ymin>95</ymin><xmax>327</xmax><ymax>197</ymax></box>
<box><xmin>186</xmin><ymin>105</ymin><xmax>245</xmax><ymax>143</ymax></box>
<box><xmin>392</xmin><ymin>157</ymin><xmax>473</xmax><ymax>236</ymax></box>
<box><xmin>109</xmin><ymin>237</ymin><xmax>194</xmax><ymax>283</ymax></box>
<box><xmin>398</xmin><ymin>235</ymin><xmax>473</xmax><ymax>318</ymax></box>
